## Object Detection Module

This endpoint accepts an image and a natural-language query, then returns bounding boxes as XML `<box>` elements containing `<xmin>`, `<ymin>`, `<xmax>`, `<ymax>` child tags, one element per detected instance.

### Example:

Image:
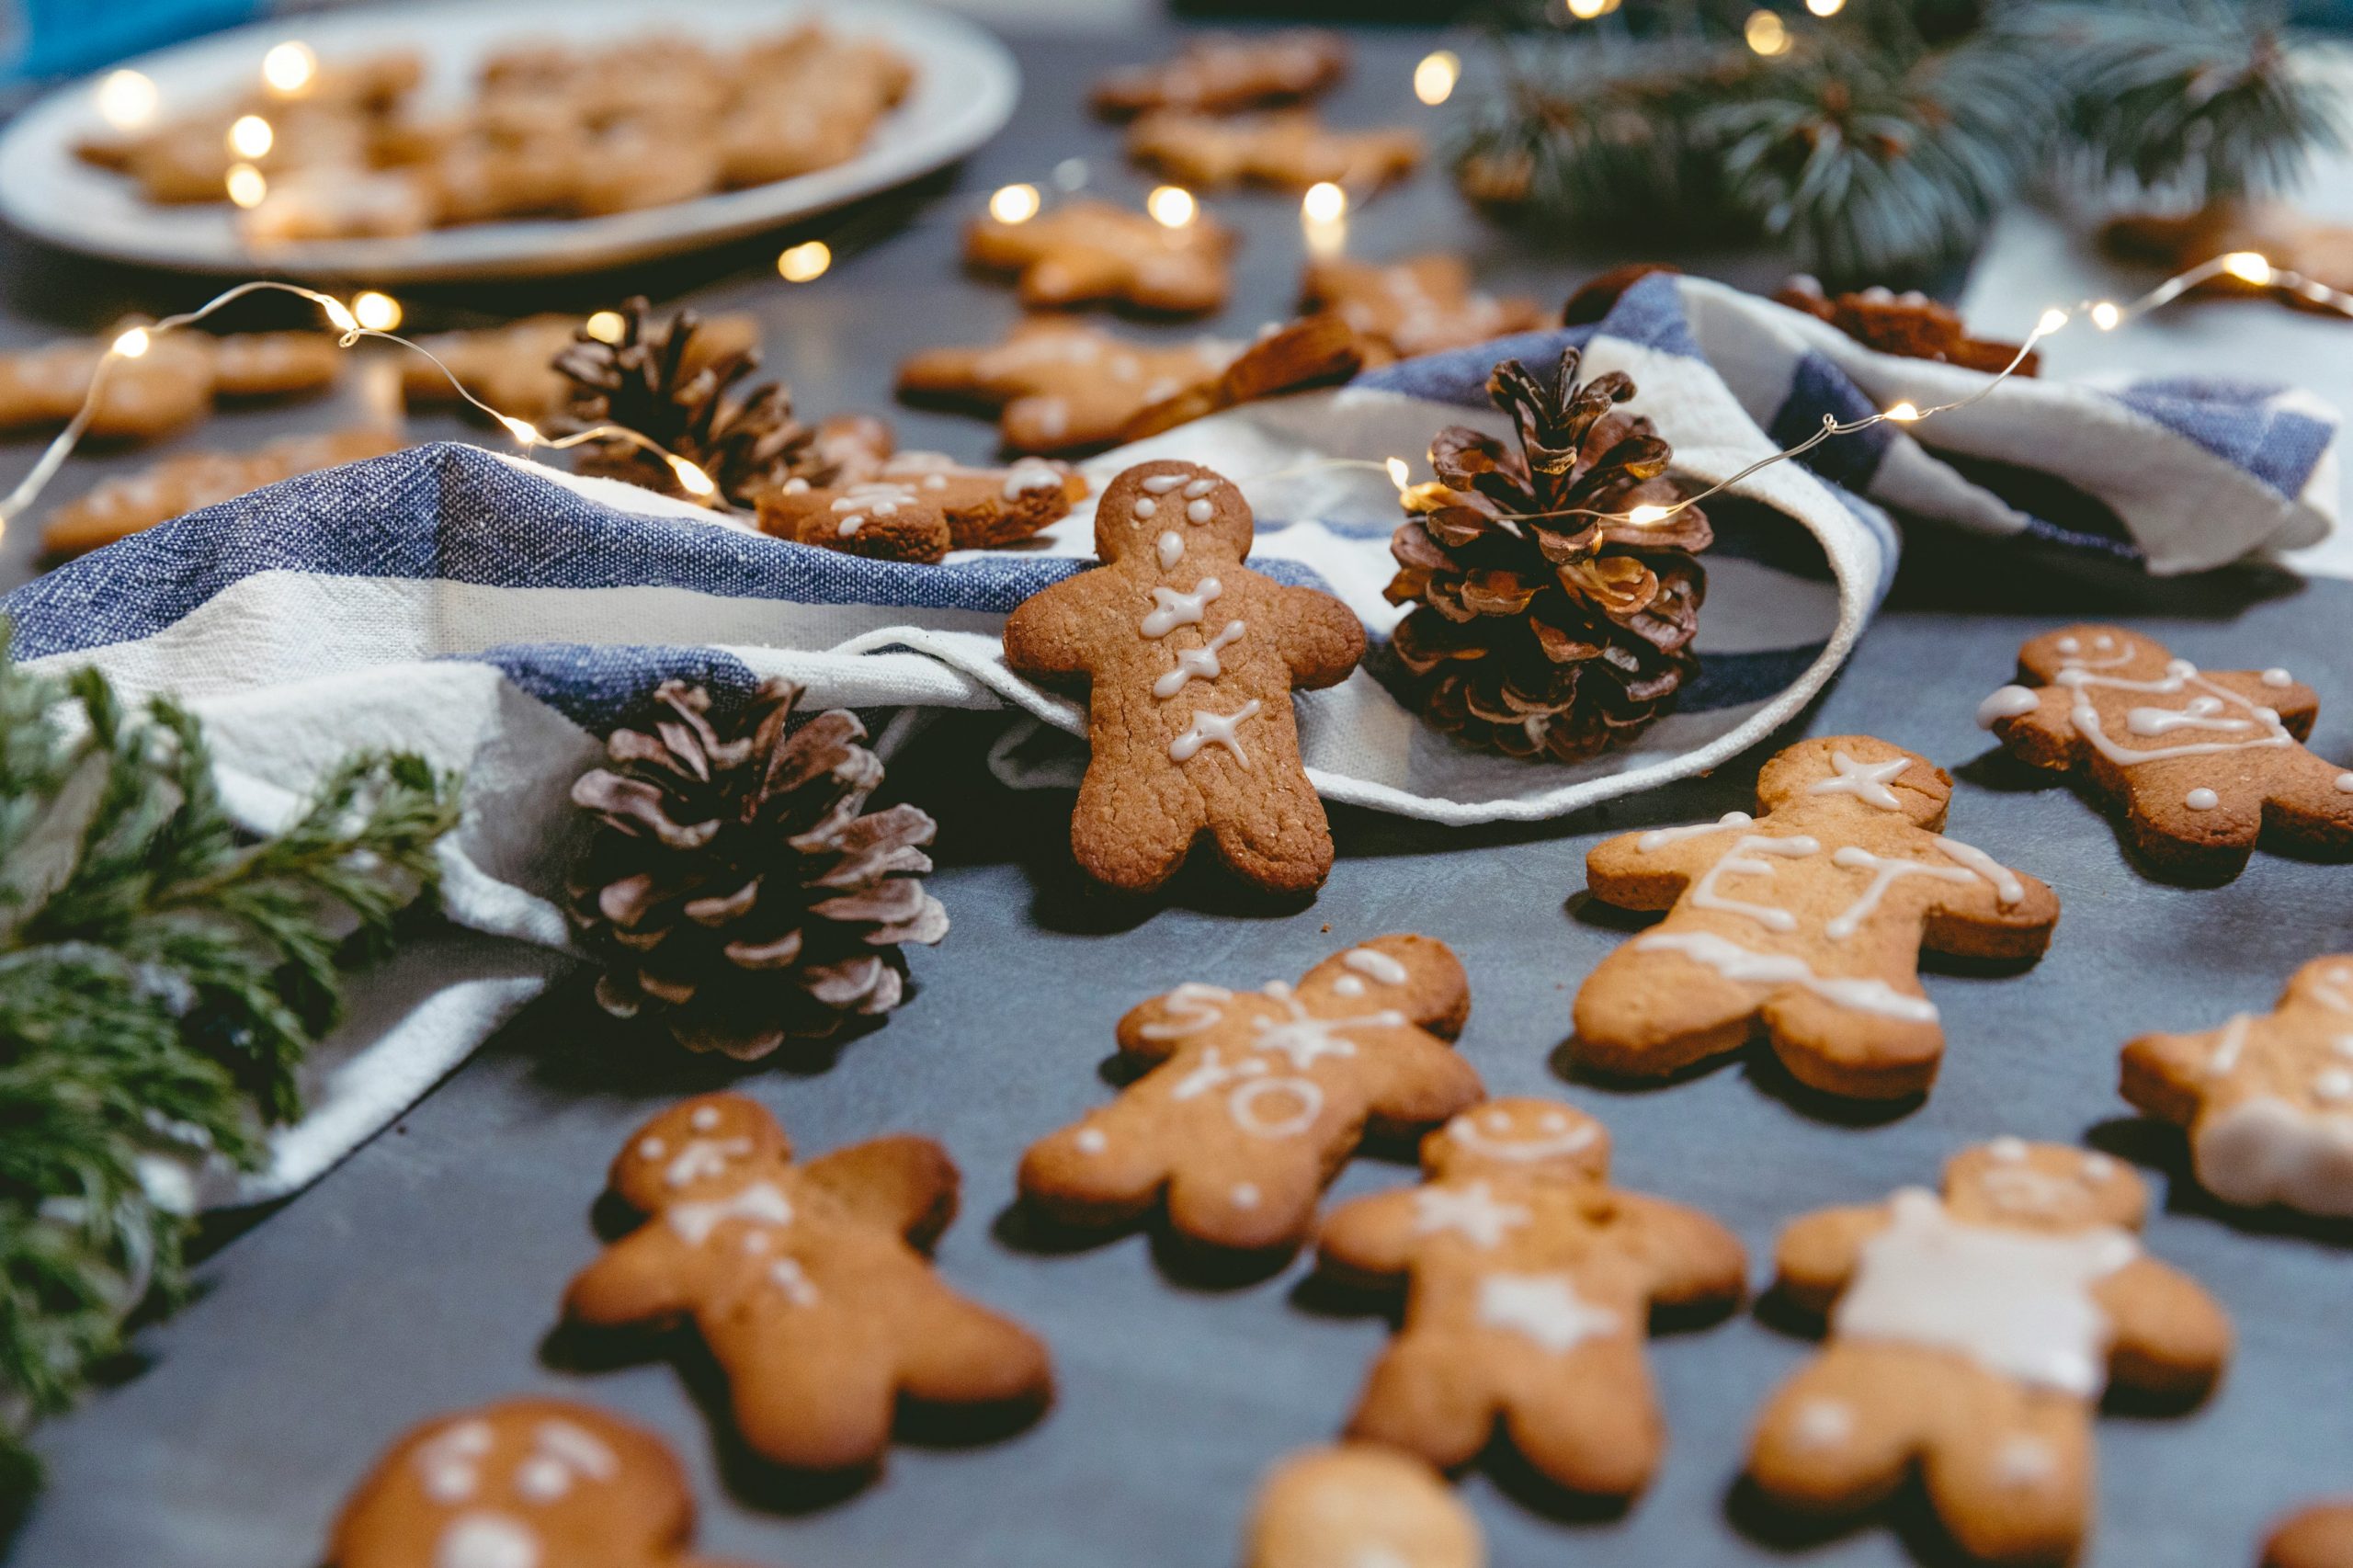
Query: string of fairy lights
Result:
<box><xmin>21</xmin><ymin>33</ymin><xmax>2352</xmax><ymax>545</ymax></box>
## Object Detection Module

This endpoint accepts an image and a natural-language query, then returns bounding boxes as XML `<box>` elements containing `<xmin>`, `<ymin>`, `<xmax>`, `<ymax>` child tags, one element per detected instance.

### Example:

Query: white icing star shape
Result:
<box><xmin>1474</xmin><ymin>1271</ymin><xmax>1620</xmax><ymax>1354</ymax></box>
<box><xmin>1809</xmin><ymin>750</ymin><xmax>1911</xmax><ymax>810</ymax></box>
<box><xmin>1411</xmin><ymin>1180</ymin><xmax>1530</xmax><ymax>1249</ymax></box>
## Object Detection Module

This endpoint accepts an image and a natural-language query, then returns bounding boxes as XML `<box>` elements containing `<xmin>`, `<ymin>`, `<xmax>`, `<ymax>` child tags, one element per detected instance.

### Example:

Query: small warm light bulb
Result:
<box><xmin>1146</xmin><ymin>185</ymin><xmax>1196</xmax><ymax>228</ymax></box>
<box><xmin>500</xmin><ymin>415</ymin><xmax>541</xmax><ymax>446</ymax></box>
<box><xmin>1628</xmin><ymin>503</ymin><xmax>1674</xmax><ymax>526</ymax></box>
<box><xmin>2090</xmin><ymin>301</ymin><xmax>2122</xmax><ymax>330</ymax></box>
<box><xmin>1302</xmin><ymin>182</ymin><xmax>1347</xmax><ymax>223</ymax></box>
<box><xmin>669</xmin><ymin>457</ymin><xmax>718</xmax><ymax>498</ymax></box>
<box><xmin>317</xmin><ymin>294</ymin><xmax>358</xmax><ymax>334</ymax></box>
<box><xmin>112</xmin><ymin>326</ymin><xmax>152</xmax><ymax>359</ymax></box>
<box><xmin>1806</xmin><ymin>0</ymin><xmax>1845</xmax><ymax>15</ymax></box>
<box><xmin>225</xmin><ymin>163</ymin><xmax>267</xmax><ymax>208</ymax></box>
<box><xmin>1385</xmin><ymin>456</ymin><xmax>1410</xmax><ymax>489</ymax></box>
<box><xmin>584</xmin><ymin>310</ymin><xmax>626</xmax><ymax>344</ymax></box>
<box><xmin>2222</xmin><ymin>251</ymin><xmax>2273</xmax><ymax>286</ymax></box>
<box><xmin>778</xmin><ymin>240</ymin><xmax>831</xmax><ymax>282</ymax></box>
<box><xmin>1745</xmin><ymin>9</ymin><xmax>1792</xmax><ymax>55</ymax></box>
<box><xmin>228</xmin><ymin>114</ymin><xmax>274</xmax><ymax>160</ymax></box>
<box><xmin>2035</xmin><ymin>307</ymin><xmax>2069</xmax><ymax>335</ymax></box>
<box><xmin>96</xmin><ymin>69</ymin><xmax>159</xmax><ymax>131</ymax></box>
<box><xmin>1885</xmin><ymin>400</ymin><xmax>1922</xmax><ymax>422</ymax></box>
<box><xmin>989</xmin><ymin>183</ymin><xmax>1040</xmax><ymax>224</ymax></box>
<box><xmin>261</xmin><ymin>40</ymin><xmax>317</xmax><ymax>95</ymax></box>
<box><xmin>1566</xmin><ymin>0</ymin><xmax>1608</xmax><ymax>18</ymax></box>
<box><xmin>1413</xmin><ymin>51</ymin><xmax>1460</xmax><ymax>105</ymax></box>
<box><xmin>352</xmin><ymin>291</ymin><xmax>401</xmax><ymax>332</ymax></box>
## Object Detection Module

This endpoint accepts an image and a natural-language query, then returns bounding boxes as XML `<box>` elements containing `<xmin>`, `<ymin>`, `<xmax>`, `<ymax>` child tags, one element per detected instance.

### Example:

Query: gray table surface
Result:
<box><xmin>8</xmin><ymin>22</ymin><xmax>2353</xmax><ymax>1568</ymax></box>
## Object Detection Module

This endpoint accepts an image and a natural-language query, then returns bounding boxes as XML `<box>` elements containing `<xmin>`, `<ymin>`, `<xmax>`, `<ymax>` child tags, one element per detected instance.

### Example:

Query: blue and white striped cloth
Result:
<box><xmin>5</xmin><ymin>271</ymin><xmax>2335</xmax><ymax>1199</ymax></box>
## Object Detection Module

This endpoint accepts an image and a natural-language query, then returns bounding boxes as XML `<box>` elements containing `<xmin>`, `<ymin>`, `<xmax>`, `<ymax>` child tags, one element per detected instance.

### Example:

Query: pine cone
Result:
<box><xmin>567</xmin><ymin>679</ymin><xmax>948</xmax><ymax>1058</ymax></box>
<box><xmin>1385</xmin><ymin>347</ymin><xmax>1712</xmax><ymax>763</ymax></box>
<box><xmin>552</xmin><ymin>297</ymin><xmax>821</xmax><ymax>509</ymax></box>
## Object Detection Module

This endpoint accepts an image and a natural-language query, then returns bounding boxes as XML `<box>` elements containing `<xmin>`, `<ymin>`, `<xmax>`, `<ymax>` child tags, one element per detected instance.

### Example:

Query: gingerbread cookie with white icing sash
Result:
<box><xmin>2120</xmin><ymin>954</ymin><xmax>2353</xmax><ymax>1218</ymax></box>
<box><xmin>1976</xmin><ymin>623</ymin><xmax>2353</xmax><ymax>881</ymax></box>
<box><xmin>1574</xmin><ymin>735</ymin><xmax>2061</xmax><ymax>1100</ymax></box>
<box><xmin>1018</xmin><ymin>935</ymin><xmax>1482</xmax><ymax>1254</ymax></box>
<box><xmin>1748</xmin><ymin>1140</ymin><xmax>2231</xmax><ymax>1565</ymax></box>
<box><xmin>327</xmin><ymin>1397</ymin><xmax>756</xmax><ymax>1568</ymax></box>
<box><xmin>563</xmin><ymin>1094</ymin><xmax>1052</xmax><ymax>1472</ymax></box>
<box><xmin>1002</xmin><ymin>459</ymin><xmax>1365</xmax><ymax>895</ymax></box>
<box><xmin>1315</xmin><ymin>1098</ymin><xmax>1745</xmax><ymax>1497</ymax></box>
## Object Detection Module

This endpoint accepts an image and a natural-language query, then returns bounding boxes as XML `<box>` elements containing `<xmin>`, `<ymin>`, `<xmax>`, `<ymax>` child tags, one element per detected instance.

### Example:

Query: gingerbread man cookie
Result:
<box><xmin>899</xmin><ymin>317</ymin><xmax>1243</xmax><ymax>455</ymax></box>
<box><xmin>1976</xmin><ymin>624</ymin><xmax>2353</xmax><ymax>881</ymax></box>
<box><xmin>1245</xmin><ymin>1445</ymin><xmax>1483</xmax><ymax>1568</ymax></box>
<box><xmin>1092</xmin><ymin>30</ymin><xmax>1348</xmax><ymax>119</ymax></box>
<box><xmin>1002</xmin><ymin>459</ymin><xmax>1366</xmax><ymax>894</ymax></box>
<box><xmin>964</xmin><ymin>199</ymin><xmax>1236</xmax><ymax>316</ymax></box>
<box><xmin>757</xmin><ymin>452</ymin><xmax>1083</xmax><ymax>562</ymax></box>
<box><xmin>2120</xmin><ymin>955</ymin><xmax>2353</xmax><ymax>1218</ymax></box>
<box><xmin>404</xmin><ymin>312</ymin><xmax>759</xmax><ymax>422</ymax></box>
<box><xmin>1019</xmin><ymin>935</ymin><xmax>1483</xmax><ymax>1253</ymax></box>
<box><xmin>327</xmin><ymin>1397</ymin><xmax>753</xmax><ymax>1568</ymax></box>
<box><xmin>1127</xmin><ymin>110</ymin><xmax>1423</xmax><ymax>194</ymax></box>
<box><xmin>1316</xmin><ymin>1097</ymin><xmax>1745</xmax><ymax>1496</ymax></box>
<box><xmin>1300</xmin><ymin>255</ymin><xmax>1553</xmax><ymax>363</ymax></box>
<box><xmin>1748</xmin><ymin>1140</ymin><xmax>2231</xmax><ymax>1565</ymax></box>
<box><xmin>1574</xmin><ymin>736</ymin><xmax>2060</xmax><ymax>1099</ymax></box>
<box><xmin>563</xmin><ymin>1094</ymin><xmax>1052</xmax><ymax>1471</ymax></box>
<box><xmin>2265</xmin><ymin>1503</ymin><xmax>2353</xmax><ymax>1568</ymax></box>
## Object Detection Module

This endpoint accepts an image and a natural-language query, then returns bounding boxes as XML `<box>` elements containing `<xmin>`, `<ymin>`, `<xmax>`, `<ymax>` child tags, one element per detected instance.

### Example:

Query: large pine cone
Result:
<box><xmin>567</xmin><ymin>679</ymin><xmax>948</xmax><ymax>1058</ymax></box>
<box><xmin>1385</xmin><ymin>347</ymin><xmax>1712</xmax><ymax>762</ymax></box>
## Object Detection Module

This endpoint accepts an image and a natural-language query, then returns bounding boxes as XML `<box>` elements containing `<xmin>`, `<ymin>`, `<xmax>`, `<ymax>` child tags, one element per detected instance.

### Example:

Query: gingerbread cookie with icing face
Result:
<box><xmin>563</xmin><ymin>1094</ymin><xmax>1052</xmax><ymax>1471</ymax></box>
<box><xmin>2265</xmin><ymin>1503</ymin><xmax>2353</xmax><ymax>1568</ymax></box>
<box><xmin>327</xmin><ymin>1397</ymin><xmax>753</xmax><ymax>1568</ymax></box>
<box><xmin>1001</xmin><ymin>459</ymin><xmax>1366</xmax><ymax>894</ymax></box>
<box><xmin>1126</xmin><ymin>109</ymin><xmax>1423</xmax><ymax>194</ymax></box>
<box><xmin>1316</xmin><ymin>1098</ymin><xmax>1745</xmax><ymax>1497</ymax></box>
<box><xmin>964</xmin><ymin>199</ymin><xmax>1236</xmax><ymax>316</ymax></box>
<box><xmin>1300</xmin><ymin>255</ymin><xmax>1553</xmax><ymax>363</ymax></box>
<box><xmin>1092</xmin><ymin>30</ymin><xmax>1349</xmax><ymax>119</ymax></box>
<box><xmin>1019</xmin><ymin>936</ymin><xmax>1482</xmax><ymax>1254</ymax></box>
<box><xmin>1245</xmin><ymin>1445</ymin><xmax>1483</xmax><ymax>1568</ymax></box>
<box><xmin>1976</xmin><ymin>623</ymin><xmax>2353</xmax><ymax>881</ymax></box>
<box><xmin>1574</xmin><ymin>735</ymin><xmax>2060</xmax><ymax>1100</ymax></box>
<box><xmin>2120</xmin><ymin>955</ymin><xmax>2353</xmax><ymax>1218</ymax></box>
<box><xmin>899</xmin><ymin>317</ymin><xmax>1243</xmax><ymax>456</ymax></box>
<box><xmin>757</xmin><ymin>452</ymin><xmax>1084</xmax><ymax>562</ymax></box>
<box><xmin>1749</xmin><ymin>1140</ymin><xmax>2231</xmax><ymax>1565</ymax></box>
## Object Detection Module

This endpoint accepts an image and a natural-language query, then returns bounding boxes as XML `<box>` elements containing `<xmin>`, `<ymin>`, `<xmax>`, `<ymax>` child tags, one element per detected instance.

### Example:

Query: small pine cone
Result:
<box><xmin>1385</xmin><ymin>346</ymin><xmax>1712</xmax><ymax>763</ymax></box>
<box><xmin>567</xmin><ymin>679</ymin><xmax>948</xmax><ymax>1058</ymax></box>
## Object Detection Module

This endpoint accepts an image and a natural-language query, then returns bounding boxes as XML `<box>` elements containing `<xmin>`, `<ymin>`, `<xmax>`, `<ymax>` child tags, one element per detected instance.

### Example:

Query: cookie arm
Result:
<box><xmin>1982</xmin><ymin>686</ymin><xmax>2082</xmax><ymax>771</ymax></box>
<box><xmin>896</xmin><ymin>345</ymin><xmax>989</xmax><ymax>404</ymax></box>
<box><xmin>800</xmin><ymin>1135</ymin><xmax>962</xmax><ymax>1250</ymax></box>
<box><xmin>1618</xmin><ymin>1194</ymin><xmax>1749</xmax><ymax>1313</ymax></box>
<box><xmin>1002</xmin><ymin>573</ymin><xmax>1104</xmax><ymax>682</ymax></box>
<box><xmin>1917</xmin><ymin>861</ymin><xmax>2062</xmax><ymax>961</ymax></box>
<box><xmin>1313</xmin><ymin>1187</ymin><xmax>1423</xmax><ymax>1290</ymax></box>
<box><xmin>1360</xmin><ymin>1033</ymin><xmax>1485</xmax><ymax>1136</ymax></box>
<box><xmin>1771</xmin><ymin>1203</ymin><xmax>1890</xmax><ymax>1315</ymax></box>
<box><xmin>563</xmin><ymin>1226</ymin><xmax>699</xmax><ymax>1328</ymax></box>
<box><xmin>1582</xmin><ymin>827</ymin><xmax>1709</xmax><ymax>913</ymax></box>
<box><xmin>2118</xmin><ymin>1027</ymin><xmax>2220</xmax><ymax>1128</ymax></box>
<box><xmin>2203</xmin><ymin>670</ymin><xmax>2320</xmax><ymax>739</ymax></box>
<box><xmin>1268</xmin><ymin>582</ymin><xmax>1366</xmax><ymax>690</ymax></box>
<box><xmin>2098</xmin><ymin>1256</ymin><xmax>2232</xmax><ymax>1401</ymax></box>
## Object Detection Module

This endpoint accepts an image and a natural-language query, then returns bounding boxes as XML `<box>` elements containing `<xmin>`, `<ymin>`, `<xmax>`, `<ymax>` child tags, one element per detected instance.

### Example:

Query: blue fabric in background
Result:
<box><xmin>8</xmin><ymin>0</ymin><xmax>259</xmax><ymax>81</ymax></box>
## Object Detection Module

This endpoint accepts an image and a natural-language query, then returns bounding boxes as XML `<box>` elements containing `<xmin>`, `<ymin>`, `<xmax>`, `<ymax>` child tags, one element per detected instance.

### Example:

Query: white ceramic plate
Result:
<box><xmin>0</xmin><ymin>0</ymin><xmax>1017</xmax><ymax>280</ymax></box>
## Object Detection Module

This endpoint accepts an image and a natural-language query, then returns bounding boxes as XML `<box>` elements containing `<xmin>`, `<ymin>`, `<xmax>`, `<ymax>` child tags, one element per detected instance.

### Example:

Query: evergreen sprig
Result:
<box><xmin>1460</xmin><ymin>0</ymin><xmax>2341</xmax><ymax>281</ymax></box>
<box><xmin>0</xmin><ymin>626</ymin><xmax>458</xmax><ymax>1508</ymax></box>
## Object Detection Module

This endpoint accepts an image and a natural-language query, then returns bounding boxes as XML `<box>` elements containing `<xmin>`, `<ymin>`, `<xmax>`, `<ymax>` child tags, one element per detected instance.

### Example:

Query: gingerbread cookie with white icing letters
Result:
<box><xmin>1019</xmin><ymin>935</ymin><xmax>1482</xmax><ymax>1254</ymax></box>
<box><xmin>2120</xmin><ymin>954</ymin><xmax>2353</xmax><ymax>1218</ymax></box>
<box><xmin>1316</xmin><ymin>1098</ymin><xmax>1745</xmax><ymax>1497</ymax></box>
<box><xmin>1976</xmin><ymin>623</ymin><xmax>2353</xmax><ymax>881</ymax></box>
<box><xmin>327</xmin><ymin>1397</ymin><xmax>756</xmax><ymax>1568</ymax></box>
<box><xmin>1574</xmin><ymin>735</ymin><xmax>2061</xmax><ymax>1100</ymax></box>
<box><xmin>1245</xmin><ymin>1444</ymin><xmax>1483</xmax><ymax>1568</ymax></box>
<box><xmin>563</xmin><ymin>1094</ymin><xmax>1052</xmax><ymax>1471</ymax></box>
<box><xmin>1003</xmin><ymin>459</ymin><xmax>1364</xmax><ymax>895</ymax></box>
<box><xmin>1748</xmin><ymin>1140</ymin><xmax>2231</xmax><ymax>1564</ymax></box>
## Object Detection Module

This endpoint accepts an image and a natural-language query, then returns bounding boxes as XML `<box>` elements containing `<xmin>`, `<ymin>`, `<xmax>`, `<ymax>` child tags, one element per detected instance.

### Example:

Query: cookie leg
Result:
<box><xmin>1017</xmin><ymin>1109</ymin><xmax>1172</xmax><ymax>1229</ymax></box>
<box><xmin>1918</xmin><ymin>1394</ymin><xmax>2092</xmax><ymax>1566</ymax></box>
<box><xmin>722</xmin><ymin>1337</ymin><xmax>897</xmax><ymax>1471</ymax></box>
<box><xmin>1571</xmin><ymin>947</ymin><xmax>1762</xmax><ymax>1079</ymax></box>
<box><xmin>1207</xmin><ymin>778</ymin><xmax>1336</xmax><ymax>896</ymax></box>
<box><xmin>1759</xmin><ymin>989</ymin><xmax>1942</xmax><ymax>1100</ymax></box>
<box><xmin>1164</xmin><ymin>1149</ymin><xmax>1322</xmax><ymax>1252</ymax></box>
<box><xmin>895</xmin><ymin>1289</ymin><xmax>1054</xmax><ymax>1413</ymax></box>
<box><xmin>1747</xmin><ymin>1346</ymin><xmax>1927</xmax><ymax>1516</ymax></box>
<box><xmin>2262</xmin><ymin>754</ymin><xmax>2353</xmax><ymax>858</ymax></box>
<box><xmin>1345</xmin><ymin>1335</ymin><xmax>1497</xmax><ymax>1471</ymax></box>
<box><xmin>1500</xmin><ymin>1338</ymin><xmax>1663</xmax><ymax>1497</ymax></box>
<box><xmin>1070</xmin><ymin>766</ymin><xmax>1202</xmax><ymax>894</ymax></box>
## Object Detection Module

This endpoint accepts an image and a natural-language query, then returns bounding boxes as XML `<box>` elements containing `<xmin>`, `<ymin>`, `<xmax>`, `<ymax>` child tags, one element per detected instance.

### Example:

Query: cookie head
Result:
<box><xmin>1425</xmin><ymin>1098</ymin><xmax>1610</xmax><ymax>1185</ymax></box>
<box><xmin>331</xmin><ymin>1399</ymin><xmax>691</xmax><ymax>1568</ymax></box>
<box><xmin>2017</xmin><ymin>624</ymin><xmax>2170</xmax><ymax>684</ymax></box>
<box><xmin>1755</xmin><ymin>735</ymin><xmax>1949</xmax><ymax>827</ymax></box>
<box><xmin>1245</xmin><ymin>1443</ymin><xmax>1483</xmax><ymax>1568</ymax></box>
<box><xmin>609</xmin><ymin>1092</ymin><xmax>788</xmax><ymax>1211</ymax></box>
<box><xmin>1094</xmin><ymin>459</ymin><xmax>1252</xmax><ymax>562</ymax></box>
<box><xmin>1942</xmin><ymin>1137</ymin><xmax>2145</xmax><ymax>1231</ymax></box>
